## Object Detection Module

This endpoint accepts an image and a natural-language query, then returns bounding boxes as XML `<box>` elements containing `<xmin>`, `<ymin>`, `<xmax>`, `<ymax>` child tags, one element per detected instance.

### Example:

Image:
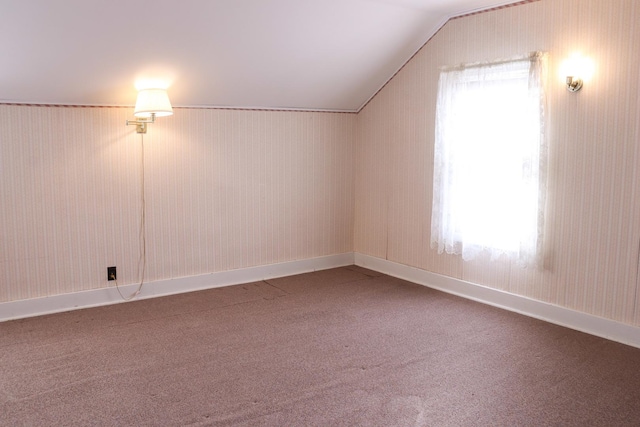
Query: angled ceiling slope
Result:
<box><xmin>0</xmin><ymin>0</ymin><xmax>524</xmax><ymax>112</ymax></box>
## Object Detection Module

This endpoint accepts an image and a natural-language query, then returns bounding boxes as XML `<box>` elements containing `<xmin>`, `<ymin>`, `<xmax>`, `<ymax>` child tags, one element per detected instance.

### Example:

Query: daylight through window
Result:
<box><xmin>430</xmin><ymin>53</ymin><xmax>547</xmax><ymax>266</ymax></box>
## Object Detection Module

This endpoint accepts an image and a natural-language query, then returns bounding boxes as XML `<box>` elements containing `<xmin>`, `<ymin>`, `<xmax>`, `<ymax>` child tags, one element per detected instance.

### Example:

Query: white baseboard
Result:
<box><xmin>355</xmin><ymin>253</ymin><xmax>640</xmax><ymax>349</ymax></box>
<box><xmin>0</xmin><ymin>253</ymin><xmax>355</xmax><ymax>322</ymax></box>
<box><xmin>5</xmin><ymin>251</ymin><xmax>638</xmax><ymax>350</ymax></box>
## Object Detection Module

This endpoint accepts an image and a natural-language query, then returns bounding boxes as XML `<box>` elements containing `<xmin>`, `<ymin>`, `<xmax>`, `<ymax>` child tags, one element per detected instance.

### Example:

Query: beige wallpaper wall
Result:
<box><xmin>355</xmin><ymin>0</ymin><xmax>640</xmax><ymax>326</ymax></box>
<box><xmin>0</xmin><ymin>106</ymin><xmax>355</xmax><ymax>302</ymax></box>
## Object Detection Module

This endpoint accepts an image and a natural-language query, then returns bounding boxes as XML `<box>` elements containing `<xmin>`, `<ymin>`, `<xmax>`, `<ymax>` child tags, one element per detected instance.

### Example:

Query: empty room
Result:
<box><xmin>2</xmin><ymin>0</ymin><xmax>640</xmax><ymax>425</ymax></box>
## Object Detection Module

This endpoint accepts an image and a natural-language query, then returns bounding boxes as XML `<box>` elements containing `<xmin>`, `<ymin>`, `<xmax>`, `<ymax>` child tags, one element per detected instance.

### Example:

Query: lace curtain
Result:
<box><xmin>430</xmin><ymin>53</ymin><xmax>547</xmax><ymax>267</ymax></box>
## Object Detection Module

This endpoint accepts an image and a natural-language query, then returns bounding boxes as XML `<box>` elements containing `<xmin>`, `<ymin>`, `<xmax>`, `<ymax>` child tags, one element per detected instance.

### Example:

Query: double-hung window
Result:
<box><xmin>430</xmin><ymin>53</ymin><xmax>548</xmax><ymax>266</ymax></box>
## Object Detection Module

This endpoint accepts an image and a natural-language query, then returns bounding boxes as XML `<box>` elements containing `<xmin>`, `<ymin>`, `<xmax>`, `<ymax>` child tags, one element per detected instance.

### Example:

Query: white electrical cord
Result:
<box><xmin>115</xmin><ymin>133</ymin><xmax>146</xmax><ymax>301</ymax></box>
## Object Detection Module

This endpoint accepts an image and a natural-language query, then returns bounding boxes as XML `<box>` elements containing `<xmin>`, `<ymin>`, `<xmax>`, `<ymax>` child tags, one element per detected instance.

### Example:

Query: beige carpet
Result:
<box><xmin>2</xmin><ymin>266</ymin><xmax>640</xmax><ymax>426</ymax></box>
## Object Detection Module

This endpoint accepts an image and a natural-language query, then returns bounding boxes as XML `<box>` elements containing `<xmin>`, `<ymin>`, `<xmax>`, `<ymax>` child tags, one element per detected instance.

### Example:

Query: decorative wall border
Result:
<box><xmin>450</xmin><ymin>0</ymin><xmax>541</xmax><ymax>20</ymax></box>
<box><xmin>0</xmin><ymin>103</ymin><xmax>357</xmax><ymax>114</ymax></box>
<box><xmin>357</xmin><ymin>0</ymin><xmax>542</xmax><ymax>112</ymax></box>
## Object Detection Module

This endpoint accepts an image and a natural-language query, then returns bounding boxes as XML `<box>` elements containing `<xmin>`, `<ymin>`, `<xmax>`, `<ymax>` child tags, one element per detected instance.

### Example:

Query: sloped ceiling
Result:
<box><xmin>0</xmin><ymin>0</ymin><xmax>522</xmax><ymax>112</ymax></box>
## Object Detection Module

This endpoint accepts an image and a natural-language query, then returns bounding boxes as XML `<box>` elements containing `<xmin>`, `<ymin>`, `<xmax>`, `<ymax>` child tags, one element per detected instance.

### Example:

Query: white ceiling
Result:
<box><xmin>0</xmin><ymin>0</ymin><xmax>521</xmax><ymax>112</ymax></box>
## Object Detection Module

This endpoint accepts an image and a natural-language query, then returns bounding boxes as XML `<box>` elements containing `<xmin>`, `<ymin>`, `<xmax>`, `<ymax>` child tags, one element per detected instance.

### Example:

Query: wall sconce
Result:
<box><xmin>126</xmin><ymin>88</ymin><xmax>173</xmax><ymax>133</ymax></box>
<box><xmin>561</xmin><ymin>54</ymin><xmax>594</xmax><ymax>93</ymax></box>
<box><xmin>566</xmin><ymin>76</ymin><xmax>583</xmax><ymax>92</ymax></box>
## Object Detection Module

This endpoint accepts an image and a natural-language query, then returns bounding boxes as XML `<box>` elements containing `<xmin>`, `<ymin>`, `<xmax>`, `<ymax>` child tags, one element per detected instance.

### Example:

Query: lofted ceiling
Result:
<box><xmin>0</xmin><ymin>0</ymin><xmax>522</xmax><ymax>112</ymax></box>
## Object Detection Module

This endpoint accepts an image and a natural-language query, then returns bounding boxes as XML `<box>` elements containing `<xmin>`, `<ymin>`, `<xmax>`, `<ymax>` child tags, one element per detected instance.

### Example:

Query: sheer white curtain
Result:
<box><xmin>430</xmin><ymin>53</ymin><xmax>547</xmax><ymax>267</ymax></box>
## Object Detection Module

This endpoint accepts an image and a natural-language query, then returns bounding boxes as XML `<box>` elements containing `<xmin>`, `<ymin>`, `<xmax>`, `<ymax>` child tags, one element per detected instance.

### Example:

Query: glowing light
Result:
<box><xmin>560</xmin><ymin>53</ymin><xmax>595</xmax><ymax>83</ymax></box>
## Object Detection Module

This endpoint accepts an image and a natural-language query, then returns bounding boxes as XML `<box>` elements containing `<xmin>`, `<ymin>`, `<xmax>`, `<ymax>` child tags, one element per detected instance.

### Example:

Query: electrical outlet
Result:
<box><xmin>107</xmin><ymin>266</ymin><xmax>117</xmax><ymax>281</ymax></box>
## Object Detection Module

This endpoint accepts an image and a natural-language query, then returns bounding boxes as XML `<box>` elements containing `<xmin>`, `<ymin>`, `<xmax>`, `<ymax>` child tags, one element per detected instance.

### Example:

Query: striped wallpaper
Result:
<box><xmin>0</xmin><ymin>106</ymin><xmax>355</xmax><ymax>302</ymax></box>
<box><xmin>355</xmin><ymin>0</ymin><xmax>640</xmax><ymax>326</ymax></box>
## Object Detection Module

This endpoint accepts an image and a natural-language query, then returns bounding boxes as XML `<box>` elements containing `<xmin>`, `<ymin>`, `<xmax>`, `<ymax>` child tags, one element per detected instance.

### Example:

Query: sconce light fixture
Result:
<box><xmin>126</xmin><ymin>88</ymin><xmax>173</xmax><ymax>133</ymax></box>
<box><xmin>566</xmin><ymin>75</ymin><xmax>583</xmax><ymax>93</ymax></box>
<box><xmin>561</xmin><ymin>54</ymin><xmax>594</xmax><ymax>93</ymax></box>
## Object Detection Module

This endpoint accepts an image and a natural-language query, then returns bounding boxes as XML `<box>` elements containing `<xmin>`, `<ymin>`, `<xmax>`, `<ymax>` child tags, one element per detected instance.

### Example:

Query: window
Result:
<box><xmin>430</xmin><ymin>53</ymin><xmax>547</xmax><ymax>266</ymax></box>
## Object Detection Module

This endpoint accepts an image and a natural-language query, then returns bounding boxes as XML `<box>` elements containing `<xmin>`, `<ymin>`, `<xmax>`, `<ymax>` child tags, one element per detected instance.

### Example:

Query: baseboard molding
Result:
<box><xmin>355</xmin><ymin>253</ymin><xmax>640</xmax><ymax>349</ymax></box>
<box><xmin>0</xmin><ymin>253</ymin><xmax>355</xmax><ymax>322</ymax></box>
<box><xmin>6</xmin><ymin>251</ymin><xmax>638</xmax><ymax>349</ymax></box>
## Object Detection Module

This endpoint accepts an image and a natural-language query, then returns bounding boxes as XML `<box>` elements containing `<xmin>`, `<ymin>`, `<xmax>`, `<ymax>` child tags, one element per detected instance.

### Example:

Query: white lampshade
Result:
<box><xmin>134</xmin><ymin>88</ymin><xmax>173</xmax><ymax>118</ymax></box>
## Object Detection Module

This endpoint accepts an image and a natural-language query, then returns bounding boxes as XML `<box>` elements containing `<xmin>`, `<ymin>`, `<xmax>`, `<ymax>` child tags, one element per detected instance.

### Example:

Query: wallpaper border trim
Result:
<box><xmin>356</xmin><ymin>0</ymin><xmax>542</xmax><ymax>112</ymax></box>
<box><xmin>0</xmin><ymin>253</ymin><xmax>355</xmax><ymax>322</ymax></box>
<box><xmin>355</xmin><ymin>253</ymin><xmax>640</xmax><ymax>349</ymax></box>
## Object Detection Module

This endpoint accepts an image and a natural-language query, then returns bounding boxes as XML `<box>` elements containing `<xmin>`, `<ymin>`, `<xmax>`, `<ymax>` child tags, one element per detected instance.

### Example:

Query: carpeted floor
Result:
<box><xmin>2</xmin><ymin>266</ymin><xmax>640</xmax><ymax>426</ymax></box>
